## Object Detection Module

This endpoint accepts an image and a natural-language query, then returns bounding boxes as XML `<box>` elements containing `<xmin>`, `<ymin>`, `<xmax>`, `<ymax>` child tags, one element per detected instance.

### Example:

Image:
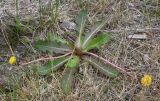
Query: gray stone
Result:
<box><xmin>61</xmin><ymin>20</ymin><xmax>76</xmax><ymax>31</ymax></box>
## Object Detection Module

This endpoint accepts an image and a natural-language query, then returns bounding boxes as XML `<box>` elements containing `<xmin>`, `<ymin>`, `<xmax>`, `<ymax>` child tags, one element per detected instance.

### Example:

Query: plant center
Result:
<box><xmin>74</xmin><ymin>48</ymin><xmax>84</xmax><ymax>56</ymax></box>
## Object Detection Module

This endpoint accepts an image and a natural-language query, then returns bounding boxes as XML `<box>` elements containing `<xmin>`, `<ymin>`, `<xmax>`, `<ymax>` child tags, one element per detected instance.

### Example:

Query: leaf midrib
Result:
<box><xmin>38</xmin><ymin>45</ymin><xmax>70</xmax><ymax>51</ymax></box>
<box><xmin>82</xmin><ymin>21</ymin><xmax>107</xmax><ymax>48</ymax></box>
<box><xmin>88</xmin><ymin>59</ymin><xmax>116</xmax><ymax>77</ymax></box>
<box><xmin>77</xmin><ymin>11</ymin><xmax>87</xmax><ymax>47</ymax></box>
<box><xmin>65</xmin><ymin>69</ymin><xmax>73</xmax><ymax>91</ymax></box>
<box><xmin>42</xmin><ymin>58</ymin><xmax>70</xmax><ymax>73</ymax></box>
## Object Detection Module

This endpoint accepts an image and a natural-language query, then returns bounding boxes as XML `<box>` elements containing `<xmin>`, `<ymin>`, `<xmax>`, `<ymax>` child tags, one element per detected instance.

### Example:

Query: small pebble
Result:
<box><xmin>61</xmin><ymin>20</ymin><xmax>76</xmax><ymax>31</ymax></box>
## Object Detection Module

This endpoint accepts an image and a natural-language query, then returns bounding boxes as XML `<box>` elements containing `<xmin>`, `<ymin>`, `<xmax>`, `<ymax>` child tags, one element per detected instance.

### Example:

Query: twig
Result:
<box><xmin>104</xmin><ymin>27</ymin><xmax>160</xmax><ymax>33</ymax></box>
<box><xmin>2</xmin><ymin>31</ymin><xmax>14</xmax><ymax>55</ymax></box>
<box><xmin>85</xmin><ymin>52</ymin><xmax>134</xmax><ymax>78</ymax></box>
<box><xmin>20</xmin><ymin>52</ymin><xmax>72</xmax><ymax>66</ymax></box>
<box><xmin>1</xmin><ymin>19</ymin><xmax>14</xmax><ymax>55</ymax></box>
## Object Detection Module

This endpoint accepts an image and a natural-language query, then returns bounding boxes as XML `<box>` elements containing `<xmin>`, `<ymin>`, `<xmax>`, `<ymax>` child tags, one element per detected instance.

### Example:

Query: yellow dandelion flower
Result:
<box><xmin>141</xmin><ymin>75</ymin><xmax>152</xmax><ymax>87</ymax></box>
<box><xmin>9</xmin><ymin>56</ymin><xmax>16</xmax><ymax>65</ymax></box>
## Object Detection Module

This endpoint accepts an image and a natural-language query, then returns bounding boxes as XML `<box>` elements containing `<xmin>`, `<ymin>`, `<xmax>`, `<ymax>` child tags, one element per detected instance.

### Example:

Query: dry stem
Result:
<box><xmin>20</xmin><ymin>52</ymin><xmax>72</xmax><ymax>66</ymax></box>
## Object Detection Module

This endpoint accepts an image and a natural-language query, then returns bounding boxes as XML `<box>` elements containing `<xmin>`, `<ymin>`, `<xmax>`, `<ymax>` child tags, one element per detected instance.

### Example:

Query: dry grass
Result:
<box><xmin>0</xmin><ymin>0</ymin><xmax>160</xmax><ymax>101</ymax></box>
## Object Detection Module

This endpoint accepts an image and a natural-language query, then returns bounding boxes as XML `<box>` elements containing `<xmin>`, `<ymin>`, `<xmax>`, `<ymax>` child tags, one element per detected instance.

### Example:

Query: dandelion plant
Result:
<box><xmin>34</xmin><ymin>9</ymin><xmax>132</xmax><ymax>94</ymax></box>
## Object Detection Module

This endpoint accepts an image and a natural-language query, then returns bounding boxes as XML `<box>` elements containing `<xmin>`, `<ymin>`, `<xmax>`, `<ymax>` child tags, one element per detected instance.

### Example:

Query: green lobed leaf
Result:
<box><xmin>61</xmin><ymin>68</ymin><xmax>76</xmax><ymax>94</ymax></box>
<box><xmin>35</xmin><ymin>40</ymin><xmax>70</xmax><ymax>54</ymax></box>
<box><xmin>83</xmin><ymin>33</ymin><xmax>111</xmax><ymax>51</ymax></box>
<box><xmin>83</xmin><ymin>56</ymin><xmax>119</xmax><ymax>77</ymax></box>
<box><xmin>82</xmin><ymin>20</ymin><xmax>107</xmax><ymax>48</ymax></box>
<box><xmin>65</xmin><ymin>56</ymin><xmax>80</xmax><ymax>69</ymax></box>
<box><xmin>37</xmin><ymin>56</ymin><xmax>70</xmax><ymax>75</ymax></box>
